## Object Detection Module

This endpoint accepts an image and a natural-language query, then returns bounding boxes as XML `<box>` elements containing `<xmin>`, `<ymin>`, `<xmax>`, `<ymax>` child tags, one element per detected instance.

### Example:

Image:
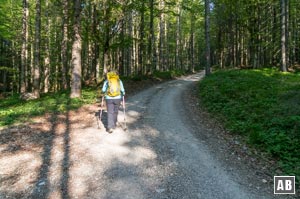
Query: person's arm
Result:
<box><xmin>101</xmin><ymin>80</ymin><xmax>108</xmax><ymax>94</ymax></box>
<box><xmin>120</xmin><ymin>80</ymin><xmax>125</xmax><ymax>96</ymax></box>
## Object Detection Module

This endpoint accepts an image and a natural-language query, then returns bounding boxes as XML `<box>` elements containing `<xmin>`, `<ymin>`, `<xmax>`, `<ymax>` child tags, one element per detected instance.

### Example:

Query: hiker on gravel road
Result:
<box><xmin>101</xmin><ymin>70</ymin><xmax>125</xmax><ymax>133</ymax></box>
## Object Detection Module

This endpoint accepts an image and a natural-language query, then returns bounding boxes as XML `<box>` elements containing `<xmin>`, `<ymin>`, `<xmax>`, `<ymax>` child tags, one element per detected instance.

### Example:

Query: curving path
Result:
<box><xmin>67</xmin><ymin>72</ymin><xmax>273</xmax><ymax>199</ymax></box>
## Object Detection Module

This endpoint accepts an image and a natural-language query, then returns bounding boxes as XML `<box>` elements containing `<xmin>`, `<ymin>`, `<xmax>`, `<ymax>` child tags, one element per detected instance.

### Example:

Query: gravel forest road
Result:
<box><xmin>70</xmin><ymin>72</ymin><xmax>274</xmax><ymax>199</ymax></box>
<box><xmin>1</xmin><ymin>72</ymin><xmax>294</xmax><ymax>199</ymax></box>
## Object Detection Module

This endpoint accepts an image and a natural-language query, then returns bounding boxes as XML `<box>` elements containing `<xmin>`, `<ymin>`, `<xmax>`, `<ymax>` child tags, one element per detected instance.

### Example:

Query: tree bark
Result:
<box><xmin>61</xmin><ymin>0</ymin><xmax>69</xmax><ymax>90</ymax></box>
<box><xmin>205</xmin><ymin>0</ymin><xmax>211</xmax><ymax>75</ymax></box>
<box><xmin>149</xmin><ymin>0</ymin><xmax>157</xmax><ymax>72</ymax></box>
<box><xmin>190</xmin><ymin>12</ymin><xmax>195</xmax><ymax>72</ymax></box>
<box><xmin>33</xmin><ymin>0</ymin><xmax>41</xmax><ymax>98</ymax></box>
<box><xmin>175</xmin><ymin>2</ymin><xmax>181</xmax><ymax>70</ymax></box>
<box><xmin>21</xmin><ymin>0</ymin><xmax>29</xmax><ymax>93</ymax></box>
<box><xmin>70</xmin><ymin>0</ymin><xmax>82</xmax><ymax>98</ymax></box>
<box><xmin>139</xmin><ymin>1</ymin><xmax>145</xmax><ymax>74</ymax></box>
<box><xmin>281</xmin><ymin>0</ymin><xmax>288</xmax><ymax>72</ymax></box>
<box><xmin>158</xmin><ymin>0</ymin><xmax>165</xmax><ymax>71</ymax></box>
<box><xmin>44</xmin><ymin>0</ymin><xmax>50</xmax><ymax>93</ymax></box>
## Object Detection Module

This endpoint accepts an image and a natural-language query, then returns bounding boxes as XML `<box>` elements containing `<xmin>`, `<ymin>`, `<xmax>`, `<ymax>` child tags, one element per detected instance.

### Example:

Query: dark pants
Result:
<box><xmin>106</xmin><ymin>98</ymin><xmax>121</xmax><ymax>129</ymax></box>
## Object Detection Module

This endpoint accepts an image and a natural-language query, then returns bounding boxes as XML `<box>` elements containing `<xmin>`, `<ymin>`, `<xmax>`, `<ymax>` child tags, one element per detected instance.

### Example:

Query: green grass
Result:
<box><xmin>153</xmin><ymin>69</ymin><xmax>187</xmax><ymax>80</ymax></box>
<box><xmin>0</xmin><ymin>87</ymin><xmax>97</xmax><ymax>127</ymax></box>
<box><xmin>199</xmin><ymin>68</ymin><xmax>300</xmax><ymax>182</ymax></box>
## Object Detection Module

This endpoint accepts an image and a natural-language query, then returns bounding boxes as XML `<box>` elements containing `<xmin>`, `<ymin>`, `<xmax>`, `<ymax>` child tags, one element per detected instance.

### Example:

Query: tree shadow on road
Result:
<box><xmin>0</xmin><ymin>97</ymin><xmax>72</xmax><ymax>199</ymax></box>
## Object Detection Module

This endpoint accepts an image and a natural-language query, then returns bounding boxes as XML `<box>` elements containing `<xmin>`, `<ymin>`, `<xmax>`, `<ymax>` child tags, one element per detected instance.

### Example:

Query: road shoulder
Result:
<box><xmin>183</xmin><ymin>81</ymin><xmax>278</xmax><ymax>198</ymax></box>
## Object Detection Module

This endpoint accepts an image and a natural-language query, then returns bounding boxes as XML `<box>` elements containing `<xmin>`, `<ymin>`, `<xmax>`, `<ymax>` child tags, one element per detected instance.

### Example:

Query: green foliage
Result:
<box><xmin>0</xmin><ymin>0</ymin><xmax>22</xmax><ymax>40</ymax></box>
<box><xmin>121</xmin><ymin>74</ymin><xmax>149</xmax><ymax>82</ymax></box>
<box><xmin>170</xmin><ymin>69</ymin><xmax>186</xmax><ymax>77</ymax></box>
<box><xmin>0</xmin><ymin>87</ymin><xmax>97</xmax><ymax>127</ymax></box>
<box><xmin>199</xmin><ymin>68</ymin><xmax>300</xmax><ymax>181</ymax></box>
<box><xmin>0</xmin><ymin>66</ymin><xmax>17</xmax><ymax>73</ymax></box>
<box><xmin>153</xmin><ymin>69</ymin><xmax>186</xmax><ymax>80</ymax></box>
<box><xmin>153</xmin><ymin>71</ymin><xmax>173</xmax><ymax>79</ymax></box>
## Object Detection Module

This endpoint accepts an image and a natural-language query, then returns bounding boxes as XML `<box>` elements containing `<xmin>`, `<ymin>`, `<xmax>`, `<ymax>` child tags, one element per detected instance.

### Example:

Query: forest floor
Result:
<box><xmin>0</xmin><ymin>72</ymin><xmax>298</xmax><ymax>198</ymax></box>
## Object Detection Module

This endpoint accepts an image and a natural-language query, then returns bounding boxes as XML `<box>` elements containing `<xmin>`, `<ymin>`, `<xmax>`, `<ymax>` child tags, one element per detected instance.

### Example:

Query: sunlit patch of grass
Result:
<box><xmin>0</xmin><ymin>87</ymin><xmax>97</xmax><ymax>127</ymax></box>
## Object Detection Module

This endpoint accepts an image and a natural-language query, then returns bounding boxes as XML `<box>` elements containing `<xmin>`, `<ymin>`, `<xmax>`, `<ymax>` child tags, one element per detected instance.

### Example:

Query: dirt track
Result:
<box><xmin>0</xmin><ymin>72</ymin><xmax>289</xmax><ymax>198</ymax></box>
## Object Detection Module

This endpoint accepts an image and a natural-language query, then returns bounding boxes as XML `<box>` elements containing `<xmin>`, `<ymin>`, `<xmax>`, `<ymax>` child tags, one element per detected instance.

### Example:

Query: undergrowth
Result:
<box><xmin>0</xmin><ymin>87</ymin><xmax>96</xmax><ymax>127</ymax></box>
<box><xmin>153</xmin><ymin>69</ymin><xmax>187</xmax><ymax>79</ymax></box>
<box><xmin>199</xmin><ymin>68</ymin><xmax>300</xmax><ymax>183</ymax></box>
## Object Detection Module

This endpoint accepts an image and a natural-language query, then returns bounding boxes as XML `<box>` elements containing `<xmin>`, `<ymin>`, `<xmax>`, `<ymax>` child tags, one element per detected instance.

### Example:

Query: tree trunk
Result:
<box><xmin>120</xmin><ymin>20</ymin><xmax>125</xmax><ymax>76</ymax></box>
<box><xmin>61</xmin><ymin>0</ymin><xmax>69</xmax><ymax>90</ymax></box>
<box><xmin>127</xmin><ymin>14</ymin><xmax>132</xmax><ymax>75</ymax></box>
<box><xmin>92</xmin><ymin>4</ymin><xmax>100</xmax><ymax>80</ymax></box>
<box><xmin>44</xmin><ymin>0</ymin><xmax>50</xmax><ymax>93</ymax></box>
<box><xmin>205</xmin><ymin>0</ymin><xmax>211</xmax><ymax>75</ymax></box>
<box><xmin>149</xmin><ymin>0</ymin><xmax>157</xmax><ymax>72</ymax></box>
<box><xmin>190</xmin><ymin>12</ymin><xmax>195</xmax><ymax>72</ymax></box>
<box><xmin>103</xmin><ymin>1</ymin><xmax>111</xmax><ymax>74</ymax></box>
<box><xmin>281</xmin><ymin>0</ymin><xmax>288</xmax><ymax>72</ymax></box>
<box><xmin>21</xmin><ymin>0</ymin><xmax>29</xmax><ymax>93</ymax></box>
<box><xmin>158</xmin><ymin>0</ymin><xmax>165</xmax><ymax>71</ymax></box>
<box><xmin>70</xmin><ymin>0</ymin><xmax>82</xmax><ymax>98</ymax></box>
<box><xmin>33</xmin><ymin>0</ymin><xmax>41</xmax><ymax>98</ymax></box>
<box><xmin>139</xmin><ymin>1</ymin><xmax>145</xmax><ymax>74</ymax></box>
<box><xmin>175</xmin><ymin>2</ymin><xmax>181</xmax><ymax>70</ymax></box>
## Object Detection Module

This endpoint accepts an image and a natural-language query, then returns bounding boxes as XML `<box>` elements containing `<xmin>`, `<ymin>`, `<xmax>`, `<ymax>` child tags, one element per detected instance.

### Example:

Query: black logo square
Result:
<box><xmin>274</xmin><ymin>176</ymin><xmax>295</xmax><ymax>194</ymax></box>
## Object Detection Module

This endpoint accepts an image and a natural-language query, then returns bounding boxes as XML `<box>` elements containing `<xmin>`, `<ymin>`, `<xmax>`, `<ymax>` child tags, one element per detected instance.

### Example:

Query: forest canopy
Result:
<box><xmin>0</xmin><ymin>0</ymin><xmax>299</xmax><ymax>97</ymax></box>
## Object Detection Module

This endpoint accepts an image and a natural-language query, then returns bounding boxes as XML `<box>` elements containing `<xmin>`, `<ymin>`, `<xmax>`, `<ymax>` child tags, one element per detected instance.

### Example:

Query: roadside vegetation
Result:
<box><xmin>198</xmin><ymin>68</ymin><xmax>300</xmax><ymax>182</ymax></box>
<box><xmin>0</xmin><ymin>89</ymin><xmax>96</xmax><ymax>127</ymax></box>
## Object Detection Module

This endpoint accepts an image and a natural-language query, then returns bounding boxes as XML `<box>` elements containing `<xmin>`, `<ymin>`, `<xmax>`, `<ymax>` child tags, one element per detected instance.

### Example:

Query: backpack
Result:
<box><xmin>106</xmin><ymin>71</ymin><xmax>121</xmax><ymax>97</ymax></box>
